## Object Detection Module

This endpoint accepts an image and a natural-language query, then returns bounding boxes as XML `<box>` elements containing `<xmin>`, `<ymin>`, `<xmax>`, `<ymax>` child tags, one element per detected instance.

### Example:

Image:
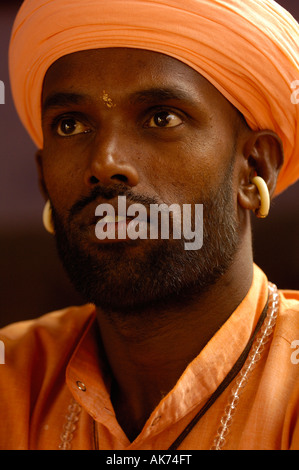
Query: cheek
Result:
<box><xmin>150</xmin><ymin>137</ymin><xmax>233</xmax><ymax>205</ymax></box>
<box><xmin>41</xmin><ymin>147</ymin><xmax>85</xmax><ymax>211</ymax></box>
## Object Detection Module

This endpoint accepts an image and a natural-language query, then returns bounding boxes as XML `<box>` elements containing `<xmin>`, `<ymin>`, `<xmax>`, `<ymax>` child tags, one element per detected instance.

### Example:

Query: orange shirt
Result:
<box><xmin>0</xmin><ymin>264</ymin><xmax>298</xmax><ymax>450</ymax></box>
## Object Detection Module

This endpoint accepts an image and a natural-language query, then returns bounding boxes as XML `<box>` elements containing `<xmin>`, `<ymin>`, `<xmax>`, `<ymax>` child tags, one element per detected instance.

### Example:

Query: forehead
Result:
<box><xmin>44</xmin><ymin>48</ymin><xmax>202</xmax><ymax>89</ymax></box>
<box><xmin>42</xmin><ymin>48</ymin><xmax>234</xmax><ymax>114</ymax></box>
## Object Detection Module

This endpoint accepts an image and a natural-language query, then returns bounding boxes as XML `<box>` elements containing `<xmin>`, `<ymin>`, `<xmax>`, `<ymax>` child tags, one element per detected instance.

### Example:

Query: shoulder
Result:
<box><xmin>276</xmin><ymin>289</ymin><xmax>299</xmax><ymax>340</ymax></box>
<box><xmin>267</xmin><ymin>288</ymin><xmax>299</xmax><ymax>386</ymax></box>
<box><xmin>273</xmin><ymin>290</ymin><xmax>299</xmax><ymax>449</ymax></box>
<box><xmin>0</xmin><ymin>305</ymin><xmax>95</xmax><ymax>449</ymax></box>
<box><xmin>0</xmin><ymin>303</ymin><xmax>95</xmax><ymax>337</ymax></box>
<box><xmin>0</xmin><ymin>304</ymin><xmax>95</xmax><ymax>368</ymax></box>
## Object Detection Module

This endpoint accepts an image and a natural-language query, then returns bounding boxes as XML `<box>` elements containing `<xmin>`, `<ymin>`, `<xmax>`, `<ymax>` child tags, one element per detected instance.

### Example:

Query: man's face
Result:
<box><xmin>40</xmin><ymin>48</ymin><xmax>244</xmax><ymax>313</ymax></box>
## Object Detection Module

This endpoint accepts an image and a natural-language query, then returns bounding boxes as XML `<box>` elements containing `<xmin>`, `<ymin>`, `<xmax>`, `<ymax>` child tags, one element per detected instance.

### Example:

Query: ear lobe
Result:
<box><xmin>35</xmin><ymin>150</ymin><xmax>49</xmax><ymax>201</ymax></box>
<box><xmin>238</xmin><ymin>129</ymin><xmax>284</xmax><ymax>214</ymax></box>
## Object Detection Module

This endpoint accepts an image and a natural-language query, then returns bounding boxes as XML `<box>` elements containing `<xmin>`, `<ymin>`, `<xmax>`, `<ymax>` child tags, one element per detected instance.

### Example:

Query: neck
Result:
<box><xmin>95</xmin><ymin>243</ymin><xmax>253</xmax><ymax>441</ymax></box>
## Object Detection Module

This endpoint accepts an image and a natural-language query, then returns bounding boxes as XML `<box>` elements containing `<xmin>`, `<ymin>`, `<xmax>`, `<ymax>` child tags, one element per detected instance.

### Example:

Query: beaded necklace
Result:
<box><xmin>59</xmin><ymin>282</ymin><xmax>279</xmax><ymax>450</ymax></box>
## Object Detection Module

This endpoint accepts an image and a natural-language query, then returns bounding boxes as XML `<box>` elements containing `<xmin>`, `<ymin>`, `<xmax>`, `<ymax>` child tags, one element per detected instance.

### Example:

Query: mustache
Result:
<box><xmin>68</xmin><ymin>184</ymin><xmax>160</xmax><ymax>221</ymax></box>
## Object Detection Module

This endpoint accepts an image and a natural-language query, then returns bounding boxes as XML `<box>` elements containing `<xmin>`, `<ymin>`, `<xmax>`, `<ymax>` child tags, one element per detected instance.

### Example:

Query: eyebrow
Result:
<box><xmin>129</xmin><ymin>87</ymin><xmax>196</xmax><ymax>105</ymax></box>
<box><xmin>42</xmin><ymin>92</ymin><xmax>88</xmax><ymax>114</ymax></box>
<box><xmin>42</xmin><ymin>86</ymin><xmax>197</xmax><ymax>115</ymax></box>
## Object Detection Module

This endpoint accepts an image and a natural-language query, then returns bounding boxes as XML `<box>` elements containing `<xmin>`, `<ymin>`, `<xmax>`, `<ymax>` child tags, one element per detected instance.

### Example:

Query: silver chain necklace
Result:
<box><xmin>59</xmin><ymin>282</ymin><xmax>279</xmax><ymax>450</ymax></box>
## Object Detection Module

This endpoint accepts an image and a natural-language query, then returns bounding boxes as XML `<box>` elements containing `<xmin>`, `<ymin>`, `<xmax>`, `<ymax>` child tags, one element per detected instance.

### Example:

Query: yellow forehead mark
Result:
<box><xmin>102</xmin><ymin>90</ymin><xmax>116</xmax><ymax>108</ymax></box>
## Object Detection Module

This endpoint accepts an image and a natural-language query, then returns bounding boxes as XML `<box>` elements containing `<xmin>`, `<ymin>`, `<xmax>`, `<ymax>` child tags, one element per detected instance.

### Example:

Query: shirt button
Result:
<box><xmin>76</xmin><ymin>381</ymin><xmax>86</xmax><ymax>391</ymax></box>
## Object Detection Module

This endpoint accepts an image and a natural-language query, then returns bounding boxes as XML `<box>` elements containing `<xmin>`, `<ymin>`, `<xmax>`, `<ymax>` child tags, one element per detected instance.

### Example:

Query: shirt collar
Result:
<box><xmin>66</xmin><ymin>264</ymin><xmax>268</xmax><ymax>439</ymax></box>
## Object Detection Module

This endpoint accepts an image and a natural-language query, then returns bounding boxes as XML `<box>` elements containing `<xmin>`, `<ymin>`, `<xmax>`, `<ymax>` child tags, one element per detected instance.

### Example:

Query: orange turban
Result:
<box><xmin>9</xmin><ymin>0</ymin><xmax>299</xmax><ymax>194</ymax></box>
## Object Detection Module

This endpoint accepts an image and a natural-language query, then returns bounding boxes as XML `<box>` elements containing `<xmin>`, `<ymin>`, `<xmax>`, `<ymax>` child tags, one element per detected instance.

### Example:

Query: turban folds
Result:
<box><xmin>9</xmin><ymin>0</ymin><xmax>299</xmax><ymax>194</ymax></box>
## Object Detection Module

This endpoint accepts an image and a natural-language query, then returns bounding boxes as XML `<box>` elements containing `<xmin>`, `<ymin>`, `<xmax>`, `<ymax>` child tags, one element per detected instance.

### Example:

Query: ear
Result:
<box><xmin>35</xmin><ymin>150</ymin><xmax>49</xmax><ymax>201</ymax></box>
<box><xmin>237</xmin><ymin>130</ymin><xmax>284</xmax><ymax>214</ymax></box>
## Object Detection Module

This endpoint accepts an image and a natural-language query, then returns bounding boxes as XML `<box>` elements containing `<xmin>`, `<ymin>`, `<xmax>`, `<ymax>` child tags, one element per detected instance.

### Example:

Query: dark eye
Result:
<box><xmin>146</xmin><ymin>111</ymin><xmax>183</xmax><ymax>128</ymax></box>
<box><xmin>56</xmin><ymin>117</ymin><xmax>91</xmax><ymax>136</ymax></box>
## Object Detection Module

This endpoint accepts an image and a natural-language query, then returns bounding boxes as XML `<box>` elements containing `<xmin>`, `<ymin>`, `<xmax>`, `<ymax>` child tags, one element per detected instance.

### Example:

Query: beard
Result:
<box><xmin>51</xmin><ymin>160</ymin><xmax>240</xmax><ymax>315</ymax></box>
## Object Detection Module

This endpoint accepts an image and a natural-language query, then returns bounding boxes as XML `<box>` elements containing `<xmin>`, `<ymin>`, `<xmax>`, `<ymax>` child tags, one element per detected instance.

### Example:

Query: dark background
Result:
<box><xmin>0</xmin><ymin>0</ymin><xmax>298</xmax><ymax>327</ymax></box>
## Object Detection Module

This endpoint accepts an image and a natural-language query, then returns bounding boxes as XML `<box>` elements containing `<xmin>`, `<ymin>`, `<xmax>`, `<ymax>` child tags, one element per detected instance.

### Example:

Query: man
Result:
<box><xmin>1</xmin><ymin>0</ymin><xmax>298</xmax><ymax>450</ymax></box>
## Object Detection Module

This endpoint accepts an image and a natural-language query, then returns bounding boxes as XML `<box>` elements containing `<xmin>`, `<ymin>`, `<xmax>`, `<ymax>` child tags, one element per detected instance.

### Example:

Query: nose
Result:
<box><xmin>84</xmin><ymin>130</ymin><xmax>140</xmax><ymax>189</ymax></box>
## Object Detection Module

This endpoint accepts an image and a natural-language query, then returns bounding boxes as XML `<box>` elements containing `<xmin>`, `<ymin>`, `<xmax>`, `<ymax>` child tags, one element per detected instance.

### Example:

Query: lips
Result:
<box><xmin>75</xmin><ymin>198</ymin><xmax>144</xmax><ymax>225</ymax></box>
<box><xmin>90</xmin><ymin>211</ymin><xmax>148</xmax><ymax>228</ymax></box>
<box><xmin>75</xmin><ymin>196</ymin><xmax>150</xmax><ymax>243</ymax></box>
<box><xmin>97</xmin><ymin>214</ymin><xmax>127</xmax><ymax>224</ymax></box>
